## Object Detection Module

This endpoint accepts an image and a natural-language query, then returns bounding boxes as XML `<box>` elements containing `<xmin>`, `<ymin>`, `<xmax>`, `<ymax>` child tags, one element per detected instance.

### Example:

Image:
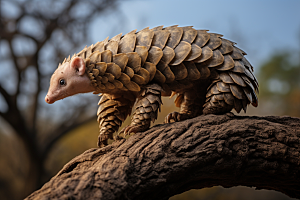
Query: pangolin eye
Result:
<box><xmin>59</xmin><ymin>79</ymin><xmax>66</xmax><ymax>86</ymax></box>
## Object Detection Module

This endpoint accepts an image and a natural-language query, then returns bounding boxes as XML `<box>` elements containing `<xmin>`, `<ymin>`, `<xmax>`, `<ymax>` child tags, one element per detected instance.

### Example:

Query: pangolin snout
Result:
<box><xmin>45</xmin><ymin>95</ymin><xmax>53</xmax><ymax>104</ymax></box>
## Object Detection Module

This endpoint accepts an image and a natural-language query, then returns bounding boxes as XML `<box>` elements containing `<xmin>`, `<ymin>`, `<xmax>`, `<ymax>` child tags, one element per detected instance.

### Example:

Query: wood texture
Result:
<box><xmin>26</xmin><ymin>114</ymin><xmax>300</xmax><ymax>200</ymax></box>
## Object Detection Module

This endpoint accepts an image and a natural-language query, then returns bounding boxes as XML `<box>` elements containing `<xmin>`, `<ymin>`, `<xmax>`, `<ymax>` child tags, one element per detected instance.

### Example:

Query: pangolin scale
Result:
<box><xmin>50</xmin><ymin>25</ymin><xmax>258</xmax><ymax>147</ymax></box>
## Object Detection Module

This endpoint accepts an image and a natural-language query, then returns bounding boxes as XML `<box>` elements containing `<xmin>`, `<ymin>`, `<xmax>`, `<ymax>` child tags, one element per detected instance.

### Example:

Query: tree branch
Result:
<box><xmin>25</xmin><ymin>113</ymin><xmax>300</xmax><ymax>200</ymax></box>
<box><xmin>0</xmin><ymin>84</ymin><xmax>12</xmax><ymax>108</ymax></box>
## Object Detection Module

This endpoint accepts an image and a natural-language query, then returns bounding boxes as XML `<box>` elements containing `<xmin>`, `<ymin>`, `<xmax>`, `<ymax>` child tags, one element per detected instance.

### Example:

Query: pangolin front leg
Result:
<box><xmin>97</xmin><ymin>93</ymin><xmax>135</xmax><ymax>147</ymax></box>
<box><xmin>119</xmin><ymin>83</ymin><xmax>163</xmax><ymax>137</ymax></box>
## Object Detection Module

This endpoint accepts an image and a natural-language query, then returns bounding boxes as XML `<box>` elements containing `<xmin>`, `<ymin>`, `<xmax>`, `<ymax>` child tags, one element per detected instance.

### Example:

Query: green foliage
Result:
<box><xmin>258</xmin><ymin>50</ymin><xmax>300</xmax><ymax>117</ymax></box>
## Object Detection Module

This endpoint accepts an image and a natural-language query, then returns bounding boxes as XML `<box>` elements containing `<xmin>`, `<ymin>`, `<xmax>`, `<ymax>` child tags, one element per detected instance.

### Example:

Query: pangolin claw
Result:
<box><xmin>97</xmin><ymin>136</ymin><xmax>108</xmax><ymax>148</ymax></box>
<box><xmin>118</xmin><ymin>124</ymin><xmax>149</xmax><ymax>137</ymax></box>
<box><xmin>118</xmin><ymin>125</ymin><xmax>133</xmax><ymax>137</ymax></box>
<box><xmin>164</xmin><ymin>112</ymin><xmax>190</xmax><ymax>123</ymax></box>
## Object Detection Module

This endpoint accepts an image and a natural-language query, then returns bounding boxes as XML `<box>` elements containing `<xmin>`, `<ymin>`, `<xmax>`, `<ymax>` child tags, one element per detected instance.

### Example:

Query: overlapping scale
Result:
<box><xmin>206</xmin><ymin>50</ymin><xmax>224</xmax><ymax>68</ymax></box>
<box><xmin>231</xmin><ymin>60</ymin><xmax>245</xmax><ymax>73</ymax></box>
<box><xmin>92</xmin><ymin>41</ymin><xmax>105</xmax><ymax>53</ymax></box>
<box><xmin>103</xmin><ymin>73</ymin><xmax>114</xmax><ymax>82</ymax></box>
<box><xmin>184</xmin><ymin>43</ymin><xmax>202</xmax><ymax>61</ymax></box>
<box><xmin>165</xmin><ymin>25</ymin><xmax>183</xmax><ymax>49</ymax></box>
<box><xmin>88</xmin><ymin>51</ymin><xmax>101</xmax><ymax>64</ymax></box>
<box><xmin>228</xmin><ymin>71</ymin><xmax>247</xmax><ymax>87</ymax></box>
<box><xmin>230</xmin><ymin>47</ymin><xmax>244</xmax><ymax>60</ymax></box>
<box><xmin>170</xmin><ymin>63</ymin><xmax>188</xmax><ymax>80</ymax></box>
<box><xmin>218</xmin><ymin>39</ymin><xmax>234</xmax><ymax>55</ymax></box>
<box><xmin>103</xmin><ymin>82</ymin><xmax>115</xmax><ymax>90</ymax></box>
<box><xmin>215</xmin><ymin>55</ymin><xmax>235</xmax><ymax>71</ymax></box>
<box><xmin>184</xmin><ymin>61</ymin><xmax>201</xmax><ymax>80</ymax></box>
<box><xmin>136</xmin><ymin>27</ymin><xmax>154</xmax><ymax>50</ymax></box>
<box><xmin>194</xmin><ymin>46</ymin><xmax>213</xmax><ymax>63</ymax></box>
<box><xmin>134</xmin><ymin>46</ymin><xmax>148</xmax><ymax>66</ymax></box>
<box><xmin>156</xmin><ymin>61</ymin><xmax>175</xmax><ymax>83</ymax></box>
<box><xmin>131</xmin><ymin>74</ymin><xmax>145</xmax><ymax>85</ymax></box>
<box><xmin>106</xmin><ymin>63</ymin><xmax>121</xmax><ymax>79</ymax></box>
<box><xmin>195</xmin><ymin>63</ymin><xmax>210</xmax><ymax>79</ymax></box>
<box><xmin>146</xmin><ymin>46</ymin><xmax>163</xmax><ymax>65</ymax></box>
<box><xmin>152</xmin><ymin>69</ymin><xmax>166</xmax><ymax>84</ymax></box>
<box><xmin>126</xmin><ymin>52</ymin><xmax>141</xmax><ymax>73</ymax></box>
<box><xmin>194</xmin><ymin>30</ymin><xmax>210</xmax><ymax>47</ymax></box>
<box><xmin>110</xmin><ymin>33</ymin><xmax>122</xmax><ymax>43</ymax></box>
<box><xmin>95</xmin><ymin>62</ymin><xmax>107</xmax><ymax>76</ymax></box>
<box><xmin>223</xmin><ymin>93</ymin><xmax>234</xmax><ymax>105</ymax></box>
<box><xmin>169</xmin><ymin>41</ymin><xmax>192</xmax><ymax>65</ymax></box>
<box><xmin>230</xmin><ymin>84</ymin><xmax>245</xmax><ymax>100</ymax></box>
<box><xmin>181</xmin><ymin>26</ymin><xmax>197</xmax><ymax>43</ymax></box>
<box><xmin>118</xmin><ymin>73</ymin><xmax>131</xmax><ymax>85</ymax></box>
<box><xmin>151</xmin><ymin>25</ymin><xmax>164</xmax><ymax>31</ymax></box>
<box><xmin>216</xmin><ymin>82</ymin><xmax>231</xmax><ymax>93</ymax></box>
<box><xmin>124</xmin><ymin>81</ymin><xmax>140</xmax><ymax>91</ymax></box>
<box><xmin>206</xmin><ymin>34</ymin><xmax>222</xmax><ymax>50</ymax></box>
<box><xmin>101</xmin><ymin>50</ymin><xmax>112</xmax><ymax>63</ymax></box>
<box><xmin>219</xmin><ymin>72</ymin><xmax>235</xmax><ymax>84</ymax></box>
<box><xmin>143</xmin><ymin>62</ymin><xmax>156</xmax><ymax>81</ymax></box>
<box><xmin>243</xmin><ymin>87</ymin><xmax>253</xmax><ymax>103</ymax></box>
<box><xmin>161</xmin><ymin>46</ymin><xmax>175</xmax><ymax>65</ymax></box>
<box><xmin>151</xmin><ymin>29</ymin><xmax>170</xmax><ymax>49</ymax></box>
<box><xmin>105</xmin><ymin>40</ymin><xmax>118</xmax><ymax>55</ymax></box>
<box><xmin>118</xmin><ymin>29</ymin><xmax>137</xmax><ymax>53</ymax></box>
<box><xmin>112</xmin><ymin>53</ymin><xmax>128</xmax><ymax>71</ymax></box>
<box><xmin>124</xmin><ymin>66</ymin><xmax>134</xmax><ymax>78</ymax></box>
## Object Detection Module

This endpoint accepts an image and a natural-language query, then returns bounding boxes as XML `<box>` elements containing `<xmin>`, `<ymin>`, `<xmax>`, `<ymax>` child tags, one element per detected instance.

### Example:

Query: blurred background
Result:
<box><xmin>0</xmin><ymin>0</ymin><xmax>300</xmax><ymax>199</ymax></box>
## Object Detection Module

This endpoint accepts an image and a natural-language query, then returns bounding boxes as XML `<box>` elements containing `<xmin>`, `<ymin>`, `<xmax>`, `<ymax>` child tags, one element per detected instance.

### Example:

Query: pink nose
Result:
<box><xmin>45</xmin><ymin>95</ymin><xmax>51</xmax><ymax>104</ymax></box>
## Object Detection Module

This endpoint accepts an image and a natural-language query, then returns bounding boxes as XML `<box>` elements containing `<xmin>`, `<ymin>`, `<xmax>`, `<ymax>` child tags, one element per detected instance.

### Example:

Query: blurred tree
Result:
<box><xmin>0</xmin><ymin>0</ymin><xmax>118</xmax><ymax>199</ymax></box>
<box><xmin>257</xmin><ymin>50</ymin><xmax>300</xmax><ymax>117</ymax></box>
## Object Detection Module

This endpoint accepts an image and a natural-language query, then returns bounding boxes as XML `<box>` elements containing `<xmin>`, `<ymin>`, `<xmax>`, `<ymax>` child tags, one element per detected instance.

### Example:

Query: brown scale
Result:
<box><xmin>58</xmin><ymin>25</ymin><xmax>259</xmax><ymax>147</ymax></box>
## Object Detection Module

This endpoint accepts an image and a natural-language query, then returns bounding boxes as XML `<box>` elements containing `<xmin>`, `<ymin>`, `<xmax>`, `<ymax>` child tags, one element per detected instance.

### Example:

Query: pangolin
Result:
<box><xmin>45</xmin><ymin>25</ymin><xmax>258</xmax><ymax>147</ymax></box>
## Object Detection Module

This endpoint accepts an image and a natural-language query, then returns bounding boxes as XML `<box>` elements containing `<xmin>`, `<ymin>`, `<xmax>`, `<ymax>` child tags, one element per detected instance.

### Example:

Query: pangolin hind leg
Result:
<box><xmin>97</xmin><ymin>93</ymin><xmax>135</xmax><ymax>147</ymax></box>
<box><xmin>202</xmin><ymin>80</ymin><xmax>235</xmax><ymax>115</ymax></box>
<box><xmin>164</xmin><ymin>88</ymin><xmax>206</xmax><ymax>123</ymax></box>
<box><xmin>119</xmin><ymin>83</ymin><xmax>163</xmax><ymax>136</ymax></box>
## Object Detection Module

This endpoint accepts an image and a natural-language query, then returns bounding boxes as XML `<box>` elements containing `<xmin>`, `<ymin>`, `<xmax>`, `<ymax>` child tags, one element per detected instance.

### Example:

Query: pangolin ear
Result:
<box><xmin>70</xmin><ymin>57</ymin><xmax>86</xmax><ymax>76</ymax></box>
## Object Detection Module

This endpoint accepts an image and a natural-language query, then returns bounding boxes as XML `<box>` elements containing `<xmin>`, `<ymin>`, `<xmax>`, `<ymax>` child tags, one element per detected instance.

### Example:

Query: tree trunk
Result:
<box><xmin>23</xmin><ymin>156</ymin><xmax>45</xmax><ymax>198</ymax></box>
<box><xmin>25</xmin><ymin>113</ymin><xmax>300</xmax><ymax>200</ymax></box>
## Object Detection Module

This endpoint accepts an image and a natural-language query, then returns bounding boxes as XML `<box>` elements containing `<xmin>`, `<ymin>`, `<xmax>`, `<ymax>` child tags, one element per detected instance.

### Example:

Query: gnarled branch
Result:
<box><xmin>25</xmin><ymin>113</ymin><xmax>300</xmax><ymax>200</ymax></box>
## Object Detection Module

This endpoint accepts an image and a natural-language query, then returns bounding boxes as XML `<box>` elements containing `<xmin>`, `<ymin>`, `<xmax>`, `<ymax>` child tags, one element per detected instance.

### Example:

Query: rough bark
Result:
<box><xmin>26</xmin><ymin>113</ymin><xmax>300</xmax><ymax>200</ymax></box>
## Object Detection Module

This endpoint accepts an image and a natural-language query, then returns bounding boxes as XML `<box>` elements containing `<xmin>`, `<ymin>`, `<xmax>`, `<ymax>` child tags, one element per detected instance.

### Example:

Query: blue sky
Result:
<box><xmin>90</xmin><ymin>0</ymin><xmax>300</xmax><ymax>71</ymax></box>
